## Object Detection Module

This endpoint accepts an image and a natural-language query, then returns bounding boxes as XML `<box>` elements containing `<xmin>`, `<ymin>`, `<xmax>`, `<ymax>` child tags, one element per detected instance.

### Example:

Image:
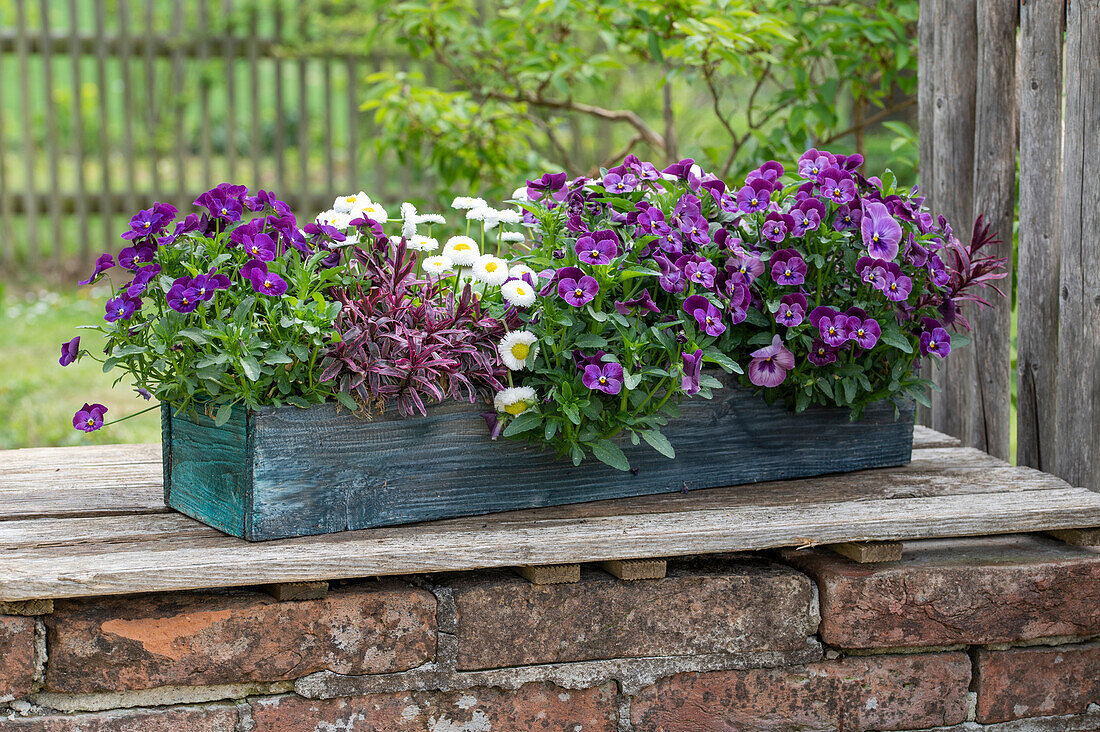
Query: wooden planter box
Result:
<box><xmin>162</xmin><ymin>374</ymin><xmax>915</xmax><ymax>541</ymax></box>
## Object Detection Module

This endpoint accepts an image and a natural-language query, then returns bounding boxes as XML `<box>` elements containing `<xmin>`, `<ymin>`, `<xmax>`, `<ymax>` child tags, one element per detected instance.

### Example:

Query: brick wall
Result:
<box><xmin>2</xmin><ymin>535</ymin><xmax>1099</xmax><ymax>731</ymax></box>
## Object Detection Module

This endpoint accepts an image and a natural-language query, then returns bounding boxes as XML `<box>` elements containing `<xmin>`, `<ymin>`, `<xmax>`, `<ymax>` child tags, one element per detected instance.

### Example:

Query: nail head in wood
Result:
<box><xmin>1045</xmin><ymin>528</ymin><xmax>1100</xmax><ymax>547</ymax></box>
<box><xmin>0</xmin><ymin>599</ymin><xmax>53</xmax><ymax>616</ymax></box>
<box><xmin>262</xmin><ymin>581</ymin><xmax>329</xmax><ymax>602</ymax></box>
<box><xmin>599</xmin><ymin>559</ymin><xmax>667</xmax><ymax>581</ymax></box>
<box><xmin>514</xmin><ymin>564</ymin><xmax>580</xmax><ymax>585</ymax></box>
<box><xmin>826</xmin><ymin>540</ymin><xmax>904</xmax><ymax>563</ymax></box>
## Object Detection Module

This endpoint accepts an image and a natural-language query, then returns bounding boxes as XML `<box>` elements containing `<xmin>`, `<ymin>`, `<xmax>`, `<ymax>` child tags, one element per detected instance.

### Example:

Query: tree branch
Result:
<box><xmin>818</xmin><ymin>96</ymin><xmax>916</xmax><ymax>146</ymax></box>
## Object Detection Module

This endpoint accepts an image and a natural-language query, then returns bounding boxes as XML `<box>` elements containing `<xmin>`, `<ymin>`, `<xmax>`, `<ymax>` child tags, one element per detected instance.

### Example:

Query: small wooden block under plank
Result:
<box><xmin>826</xmin><ymin>541</ymin><xmax>904</xmax><ymax>563</ymax></box>
<box><xmin>1044</xmin><ymin>528</ymin><xmax>1100</xmax><ymax>547</ymax></box>
<box><xmin>514</xmin><ymin>564</ymin><xmax>580</xmax><ymax>585</ymax></box>
<box><xmin>262</xmin><ymin>581</ymin><xmax>329</xmax><ymax>601</ymax></box>
<box><xmin>600</xmin><ymin>559</ymin><xmax>667</xmax><ymax>581</ymax></box>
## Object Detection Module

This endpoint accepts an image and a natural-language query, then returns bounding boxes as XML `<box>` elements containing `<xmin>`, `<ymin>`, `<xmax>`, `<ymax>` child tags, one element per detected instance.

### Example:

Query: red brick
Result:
<box><xmin>251</xmin><ymin>682</ymin><xmax>619</xmax><ymax>731</ymax></box>
<box><xmin>450</xmin><ymin>557</ymin><xmax>818</xmax><ymax>670</ymax></box>
<box><xmin>45</xmin><ymin>580</ymin><xmax>436</xmax><ymax>693</ymax></box>
<box><xmin>0</xmin><ymin>615</ymin><xmax>35</xmax><ymax>700</ymax></box>
<box><xmin>783</xmin><ymin>535</ymin><xmax>1100</xmax><ymax>648</ymax></box>
<box><xmin>631</xmin><ymin>652</ymin><xmax>971</xmax><ymax>732</ymax></box>
<box><xmin>0</xmin><ymin>704</ymin><xmax>238</xmax><ymax>731</ymax></box>
<box><xmin>976</xmin><ymin>641</ymin><xmax>1100</xmax><ymax>723</ymax></box>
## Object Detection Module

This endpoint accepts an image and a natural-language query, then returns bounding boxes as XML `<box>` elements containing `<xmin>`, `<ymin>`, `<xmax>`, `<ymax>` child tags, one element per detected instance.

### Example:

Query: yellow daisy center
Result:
<box><xmin>456</xmin><ymin>243</ymin><xmax>470</xmax><ymax>251</ymax></box>
<box><xmin>504</xmin><ymin>400</ymin><xmax>528</xmax><ymax>416</ymax></box>
<box><xmin>510</xmin><ymin>343</ymin><xmax>530</xmax><ymax>360</ymax></box>
<box><xmin>485</xmin><ymin>261</ymin><xmax>498</xmax><ymax>272</ymax></box>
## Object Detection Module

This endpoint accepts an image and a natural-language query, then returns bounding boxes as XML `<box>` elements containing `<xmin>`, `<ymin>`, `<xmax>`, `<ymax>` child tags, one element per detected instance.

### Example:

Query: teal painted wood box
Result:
<box><xmin>161</xmin><ymin>375</ymin><xmax>915</xmax><ymax>541</ymax></box>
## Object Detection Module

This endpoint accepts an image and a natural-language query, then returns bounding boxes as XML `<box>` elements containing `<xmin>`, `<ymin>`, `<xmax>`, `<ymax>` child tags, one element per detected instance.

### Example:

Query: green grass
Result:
<box><xmin>0</xmin><ymin>286</ymin><xmax>160</xmax><ymax>449</ymax></box>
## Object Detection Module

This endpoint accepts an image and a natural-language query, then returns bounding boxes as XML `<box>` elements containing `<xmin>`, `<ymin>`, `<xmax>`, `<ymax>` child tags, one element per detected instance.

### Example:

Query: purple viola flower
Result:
<box><xmin>162</xmin><ymin>213</ymin><xmax>203</xmax><ymax>246</ymax></box>
<box><xmin>122</xmin><ymin>203</ymin><xmax>176</xmax><ymax>240</ymax></box>
<box><xmin>883</xmin><ymin>271</ymin><xmax>913</xmax><ymax>302</ymax></box>
<box><xmin>662</xmin><ymin>158</ymin><xmax>696</xmax><ymax>180</ymax></box>
<box><xmin>124</xmin><ymin>264</ymin><xmax>161</xmax><ymax>298</ymax></box>
<box><xmin>575</xmin><ymin>234</ymin><xmax>618</xmax><ymax>265</ymax></box>
<box><xmin>118</xmin><ymin>245</ymin><xmax>155</xmax><ymax>271</ymax></box>
<box><xmin>240</xmin><ymin>260</ymin><xmax>288</xmax><ymax>297</ymax></box>
<box><xmin>526</xmin><ymin>172</ymin><xmax>569</xmax><ymax>204</ymax></box>
<box><xmin>729</xmin><ymin>249</ymin><xmax>764</xmax><ymax>283</ymax></box>
<box><xmin>683</xmin><ymin>295</ymin><xmax>725</xmax><ymax>337</ymax></box>
<box><xmin>104</xmin><ymin>294</ymin><xmax>139</xmax><ymax>322</ymax></box>
<box><xmin>194</xmin><ymin>183</ymin><xmax>247</xmax><ymax>222</ymax></box>
<box><xmin>166</xmin><ymin>277</ymin><xmax>201</xmax><ymax>313</ymax></box>
<box><xmin>798</xmin><ymin>148</ymin><xmax>835</xmax><ymax>181</ymax></box>
<box><xmin>79</xmin><ymin>253</ymin><xmax>115</xmax><ymax>285</ymax></box>
<box><xmin>748</xmin><ymin>334</ymin><xmax>795</xmax><ymax>388</ymax></box>
<box><xmin>762</xmin><ymin>213</ymin><xmax>792</xmax><ymax>243</ymax></box>
<box><xmin>771</xmin><ymin>249</ymin><xmax>807</xmax><ymax>286</ymax></box>
<box><xmin>190</xmin><ymin>268</ymin><xmax>231</xmax><ymax>301</ymax></box>
<box><xmin>808</xmin><ymin>305</ymin><xmax>838</xmax><ymax>329</ymax></box>
<box><xmin>819</xmin><ymin>168</ymin><xmax>857</xmax><ymax>205</ymax></box>
<box><xmin>539</xmin><ymin>266</ymin><xmax>583</xmax><ymax>296</ymax></box>
<box><xmin>818</xmin><ymin>313</ymin><xmax>850</xmax><ymax>347</ymax></box>
<box><xmin>680</xmin><ymin>256</ymin><xmax>717</xmax><ymax>289</ymax></box>
<box><xmin>603</xmin><ymin>172</ymin><xmax>638</xmax><ymax>194</ymax></box>
<box><xmin>655</xmin><ymin>254</ymin><xmax>686</xmax><ymax>294</ymax></box>
<box><xmin>927</xmin><ymin>254</ymin><xmax>951</xmax><ymax>288</ymax></box>
<box><xmin>680</xmin><ymin>214</ymin><xmax>711</xmax><ymax>247</ymax></box>
<box><xmin>833</xmin><ymin>204</ymin><xmax>862</xmax><ymax>231</ymax></box>
<box><xmin>582</xmin><ymin>361</ymin><xmax>624</xmax><ymax>395</ymax></box>
<box><xmin>860</xmin><ymin>201</ymin><xmax>903</xmax><ymax>260</ymax></box>
<box><xmin>59</xmin><ymin>336</ymin><xmax>80</xmax><ymax>366</ymax></box>
<box><xmin>73</xmin><ymin>402</ymin><xmax>108</xmax><ymax>432</ymax></box>
<box><xmin>247</xmin><ymin>190</ymin><xmax>292</xmax><ymax>216</ymax></box>
<box><xmin>614</xmin><ymin>289</ymin><xmax>661</xmax><ymax>316</ymax></box>
<box><xmin>849</xmin><ymin>317</ymin><xmax>881</xmax><ymax>349</ymax></box>
<box><xmin>745</xmin><ymin>161</ymin><xmax>784</xmax><ymax>192</ymax></box>
<box><xmin>726</xmin><ymin>281</ymin><xmax>751</xmax><ymax>325</ymax></box>
<box><xmin>681</xmin><ymin>348</ymin><xmax>703</xmax><ymax>395</ymax></box>
<box><xmin>776</xmin><ymin>293</ymin><xmax>807</xmax><ymax>327</ymax></box>
<box><xmin>558</xmin><ymin>275</ymin><xmax>599</xmax><ymax>307</ymax></box>
<box><xmin>634</xmin><ymin>206</ymin><xmax>669</xmax><ymax>238</ymax></box>
<box><xmin>920</xmin><ymin>327</ymin><xmax>952</xmax><ymax>358</ymax></box>
<box><xmin>736</xmin><ymin>180</ymin><xmax>772</xmax><ymax>214</ymax></box>
<box><xmin>243</xmin><ymin>232</ymin><xmax>278</xmax><ymax>262</ymax></box>
<box><xmin>657</xmin><ymin>228</ymin><xmax>683</xmax><ymax>256</ymax></box>
<box><xmin>856</xmin><ymin>256</ymin><xmax>889</xmax><ymax>291</ymax></box>
<box><xmin>808</xmin><ymin>339</ymin><xmax>838</xmax><ymax>366</ymax></box>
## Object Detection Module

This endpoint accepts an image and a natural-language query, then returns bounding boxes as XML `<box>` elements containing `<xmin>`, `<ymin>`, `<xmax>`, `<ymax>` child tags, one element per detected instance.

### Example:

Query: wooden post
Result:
<box><xmin>1055</xmin><ymin>0</ymin><xmax>1100</xmax><ymax>491</ymax></box>
<box><xmin>930</xmin><ymin>0</ymin><xmax>979</xmax><ymax>448</ymax></box>
<box><xmin>969</xmin><ymin>0</ymin><xmax>1017</xmax><ymax>460</ymax></box>
<box><xmin>916</xmin><ymin>0</ymin><xmax>936</xmax><ymax>427</ymax></box>
<box><xmin>1017</xmin><ymin>0</ymin><xmax>1066</xmax><ymax>471</ymax></box>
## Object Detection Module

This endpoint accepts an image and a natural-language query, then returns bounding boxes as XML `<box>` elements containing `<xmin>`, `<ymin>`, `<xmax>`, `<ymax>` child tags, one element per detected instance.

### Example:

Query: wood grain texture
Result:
<box><xmin>930</xmin><ymin>0</ymin><xmax>979</xmax><ymax>448</ymax></box>
<box><xmin>970</xmin><ymin>0</ymin><xmax>1017</xmax><ymax>460</ymax></box>
<box><xmin>1044</xmin><ymin>528</ymin><xmax>1100</xmax><ymax>547</ymax></box>
<box><xmin>263</xmin><ymin>581</ymin><xmax>329</xmax><ymax>601</ymax></box>
<box><xmin>826</xmin><ymin>541</ymin><xmax>904</xmax><ymax>564</ymax></box>
<box><xmin>1017</xmin><ymin>0</ymin><xmax>1066</xmax><ymax>471</ymax></box>
<box><xmin>600</xmin><ymin>559</ymin><xmax>667</xmax><ymax>581</ymax></box>
<box><xmin>1055</xmin><ymin>0</ymin><xmax>1100</xmax><ymax>492</ymax></box>
<box><xmin>915</xmin><ymin>0</ymin><xmax>937</xmax><ymax>429</ymax></box>
<box><xmin>514</xmin><ymin>564</ymin><xmax>580</xmax><ymax>585</ymax></box>
<box><xmin>168</xmin><ymin>379</ymin><xmax>915</xmax><ymax>540</ymax></box>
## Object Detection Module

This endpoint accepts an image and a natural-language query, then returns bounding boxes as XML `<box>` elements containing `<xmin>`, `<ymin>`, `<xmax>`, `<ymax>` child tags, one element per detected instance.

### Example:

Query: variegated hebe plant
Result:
<box><xmin>63</xmin><ymin>150</ymin><xmax>1005</xmax><ymax>471</ymax></box>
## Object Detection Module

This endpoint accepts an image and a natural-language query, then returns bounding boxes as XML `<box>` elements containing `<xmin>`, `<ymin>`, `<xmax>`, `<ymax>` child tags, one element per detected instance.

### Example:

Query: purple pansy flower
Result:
<box><xmin>683</xmin><ymin>295</ymin><xmax>725</xmax><ymax>337</ymax></box>
<box><xmin>726</xmin><ymin>281</ymin><xmax>751</xmax><ymax>325</ymax></box>
<box><xmin>681</xmin><ymin>348</ymin><xmax>703</xmax><ymax>395</ymax></box>
<box><xmin>808</xmin><ymin>339</ymin><xmax>838</xmax><ymax>366</ymax></box>
<box><xmin>190</xmin><ymin>268</ymin><xmax>231</xmax><ymax>301</ymax></box>
<box><xmin>776</xmin><ymin>293</ymin><xmax>807</xmax><ymax>327</ymax></box>
<box><xmin>240</xmin><ymin>259</ymin><xmax>288</xmax><ymax>297</ymax></box>
<box><xmin>771</xmin><ymin>249</ymin><xmax>807</xmax><ymax>286</ymax></box>
<box><xmin>558</xmin><ymin>275</ymin><xmax>599</xmax><ymax>307</ymax></box>
<box><xmin>762</xmin><ymin>213</ymin><xmax>792</xmax><ymax>243</ymax></box>
<box><xmin>833</xmin><ymin>204</ymin><xmax>862</xmax><ymax>231</ymax></box>
<box><xmin>657</xmin><ymin>228</ymin><xmax>683</xmax><ymax>256</ymax></box>
<box><xmin>582</xmin><ymin>361</ymin><xmax>624</xmax><ymax>395</ymax></box>
<box><xmin>655</xmin><ymin>254</ymin><xmax>686</xmax><ymax>294</ymax></box>
<box><xmin>526</xmin><ymin>172</ymin><xmax>569</xmax><ymax>204</ymax></box>
<box><xmin>194</xmin><ymin>183</ymin><xmax>247</xmax><ymax>222</ymax></box>
<box><xmin>883</xmin><ymin>271</ymin><xmax>913</xmax><ymax>301</ymax></box>
<box><xmin>59</xmin><ymin>336</ymin><xmax>80</xmax><ymax>366</ymax></box>
<box><xmin>122</xmin><ymin>203</ymin><xmax>176</xmax><ymax>240</ymax></box>
<box><xmin>681</xmin><ymin>256</ymin><xmax>717</xmax><ymax>289</ymax></box>
<box><xmin>849</xmin><ymin>317</ymin><xmax>881</xmax><ymax>349</ymax></box>
<box><xmin>104</xmin><ymin>294</ymin><xmax>139</xmax><ymax>322</ymax></box>
<box><xmin>73</xmin><ymin>402</ymin><xmax>108</xmax><ymax>432</ymax></box>
<box><xmin>118</xmin><ymin>245</ymin><xmax>155</xmax><ymax>271</ymax></box>
<box><xmin>243</xmin><ymin>232</ymin><xmax>278</xmax><ymax>262</ymax></box>
<box><xmin>538</xmin><ymin>266</ymin><xmax>583</xmax><ymax>296</ymax></box>
<box><xmin>736</xmin><ymin>179</ymin><xmax>772</xmax><ymax>214</ymax></box>
<box><xmin>748</xmin><ymin>334</ymin><xmax>795</xmax><ymax>388</ymax></box>
<box><xmin>166</xmin><ymin>277</ymin><xmax>201</xmax><ymax>313</ymax></box>
<box><xmin>634</xmin><ymin>206</ymin><xmax>670</xmax><ymax>238</ymax></box>
<box><xmin>729</xmin><ymin>248</ymin><xmax>764</xmax><ymax>283</ymax></box>
<box><xmin>79</xmin><ymin>253</ymin><xmax>115</xmax><ymax>285</ymax></box>
<box><xmin>819</xmin><ymin>168</ymin><xmax>857</xmax><ymax>205</ymax></box>
<box><xmin>798</xmin><ymin>149</ymin><xmax>833</xmax><ymax>181</ymax></box>
<box><xmin>920</xmin><ymin>327</ymin><xmax>952</xmax><ymax>358</ymax></box>
<box><xmin>861</xmin><ymin>201</ymin><xmax>903</xmax><ymax>260</ymax></box>
<box><xmin>818</xmin><ymin>313</ymin><xmax>850</xmax><ymax>347</ymax></box>
<box><xmin>603</xmin><ymin>172</ymin><xmax>638</xmax><ymax>194</ymax></box>
<box><xmin>745</xmin><ymin>161</ymin><xmax>784</xmax><ymax>192</ymax></box>
<box><xmin>614</xmin><ymin>289</ymin><xmax>661</xmax><ymax>316</ymax></box>
<box><xmin>125</xmin><ymin>264</ymin><xmax>162</xmax><ymax>298</ymax></box>
<box><xmin>575</xmin><ymin>233</ymin><xmax>618</xmax><ymax>265</ymax></box>
<box><xmin>791</xmin><ymin>200</ymin><xmax>823</xmax><ymax>237</ymax></box>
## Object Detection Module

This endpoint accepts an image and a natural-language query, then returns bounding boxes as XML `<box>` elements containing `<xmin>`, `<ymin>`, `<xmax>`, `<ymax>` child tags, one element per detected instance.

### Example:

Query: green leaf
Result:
<box><xmin>592</xmin><ymin>439</ymin><xmax>630</xmax><ymax>471</ymax></box>
<box><xmin>178</xmin><ymin>328</ymin><xmax>210</xmax><ymax>345</ymax></box>
<box><xmin>240</xmin><ymin>356</ymin><xmax>261</xmax><ymax>381</ymax></box>
<box><xmin>880</xmin><ymin>327</ymin><xmax>914</xmax><ymax>354</ymax></box>
<box><xmin>214</xmin><ymin>403</ymin><xmax>234</xmax><ymax>427</ymax></box>
<box><xmin>640</xmin><ymin>429</ymin><xmax>675</xmax><ymax>459</ymax></box>
<box><xmin>951</xmin><ymin>332</ymin><xmax>971</xmax><ymax>349</ymax></box>
<box><xmin>111</xmin><ymin>344</ymin><xmax>147</xmax><ymax>357</ymax></box>
<box><xmin>561</xmin><ymin>403</ymin><xmax>582</xmax><ymax>425</ymax></box>
<box><xmin>335</xmin><ymin>392</ymin><xmax>359</xmax><ymax>411</ymax></box>
<box><xmin>703</xmin><ymin>349</ymin><xmax>741</xmax><ymax>374</ymax></box>
<box><xmin>503</xmin><ymin>411</ymin><xmax>542</xmax><ymax>437</ymax></box>
<box><xmin>586</xmin><ymin>305</ymin><xmax>609</xmax><ymax>323</ymax></box>
<box><xmin>287</xmin><ymin>396</ymin><xmax>312</xmax><ymax>408</ymax></box>
<box><xmin>574</xmin><ymin>333</ymin><xmax>608</xmax><ymax>349</ymax></box>
<box><xmin>264</xmin><ymin>350</ymin><xmax>294</xmax><ymax>365</ymax></box>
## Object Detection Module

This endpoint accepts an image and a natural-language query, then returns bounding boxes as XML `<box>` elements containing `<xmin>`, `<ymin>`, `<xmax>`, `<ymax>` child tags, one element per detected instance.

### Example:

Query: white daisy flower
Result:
<box><xmin>400</xmin><ymin>202</ymin><xmax>418</xmax><ymax>239</ymax></box>
<box><xmin>333</xmin><ymin>191</ymin><xmax>370</xmax><ymax>214</ymax></box>
<box><xmin>509</xmin><ymin>263</ymin><xmax>535</xmax><ymax>279</ymax></box>
<box><xmin>361</xmin><ymin>201</ymin><xmax>389</xmax><ymax>223</ymax></box>
<box><xmin>498</xmin><ymin>331</ymin><xmax>539</xmax><ymax>370</ymax></box>
<box><xmin>494</xmin><ymin>209</ymin><xmax>524</xmax><ymax>225</ymax></box>
<box><xmin>466</xmin><ymin>205</ymin><xmax>494</xmax><ymax>222</ymax></box>
<box><xmin>407</xmin><ymin>235</ymin><xmax>439</xmax><ymax>252</ymax></box>
<box><xmin>494</xmin><ymin>385</ymin><xmax>537</xmax><ymax>415</ymax></box>
<box><xmin>422</xmin><ymin>255</ymin><xmax>453</xmax><ymax>277</ymax></box>
<box><xmin>316</xmin><ymin>209</ymin><xmax>353</xmax><ymax>229</ymax></box>
<box><xmin>442</xmin><ymin>236</ymin><xmax>480</xmax><ymax>266</ymax></box>
<box><xmin>473</xmin><ymin>253</ymin><xmax>509</xmax><ymax>286</ymax></box>
<box><xmin>451</xmin><ymin>196</ymin><xmax>487</xmax><ymax>210</ymax></box>
<box><xmin>501</xmin><ymin>278</ymin><xmax>536</xmax><ymax>308</ymax></box>
<box><xmin>415</xmin><ymin>213</ymin><xmax>446</xmax><ymax>225</ymax></box>
<box><xmin>511</xmin><ymin>185</ymin><xmax>529</xmax><ymax>201</ymax></box>
<box><xmin>499</xmin><ymin>232</ymin><xmax>526</xmax><ymax>244</ymax></box>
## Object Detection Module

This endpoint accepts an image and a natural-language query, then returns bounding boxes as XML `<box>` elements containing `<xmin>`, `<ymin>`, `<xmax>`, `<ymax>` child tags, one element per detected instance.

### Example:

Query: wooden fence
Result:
<box><xmin>0</xmin><ymin>0</ymin><xmax>426</xmax><ymax>275</ymax></box>
<box><xmin>919</xmin><ymin>0</ymin><xmax>1100</xmax><ymax>491</ymax></box>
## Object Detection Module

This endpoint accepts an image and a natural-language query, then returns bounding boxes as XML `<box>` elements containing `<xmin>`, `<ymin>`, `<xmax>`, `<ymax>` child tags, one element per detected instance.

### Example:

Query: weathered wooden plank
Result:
<box><xmin>969</xmin><ymin>0</ymin><xmax>1016</xmax><ymax>461</ymax></box>
<box><xmin>599</xmin><ymin>559</ymin><xmax>667</xmax><ymax>581</ymax></box>
<box><xmin>826</xmin><ymin>540</ymin><xmax>903</xmax><ymax>564</ymax></box>
<box><xmin>263</xmin><ymin>581</ymin><xmax>328</xmax><ymax>601</ymax></box>
<box><xmin>4</xmin><ymin>485</ymin><xmax>1100</xmax><ymax>601</ymax></box>
<box><xmin>1045</xmin><ymin>528</ymin><xmax>1100</xmax><ymax>547</ymax></box>
<box><xmin>913</xmin><ymin>425</ymin><xmax>962</xmax><ymax>449</ymax></box>
<box><xmin>930</xmin><ymin>0</ymin><xmax>979</xmax><ymax>447</ymax></box>
<box><xmin>1055</xmin><ymin>0</ymin><xmax>1100</xmax><ymax>492</ymax></box>
<box><xmin>514</xmin><ymin>564</ymin><xmax>580</xmax><ymax>585</ymax></box>
<box><xmin>1017</xmin><ymin>0</ymin><xmax>1065</xmax><ymax>471</ymax></box>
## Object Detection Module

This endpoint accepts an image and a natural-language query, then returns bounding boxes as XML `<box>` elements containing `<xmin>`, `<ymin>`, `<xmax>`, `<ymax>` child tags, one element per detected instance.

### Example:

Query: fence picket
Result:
<box><xmin>1055</xmin><ymin>0</ymin><xmax>1100</xmax><ymax>491</ymax></box>
<box><xmin>346</xmin><ymin>57</ymin><xmax>358</xmax><ymax>193</ymax></box>
<box><xmin>0</xmin><ymin>32</ymin><xmax>9</xmax><ymax>266</ymax></box>
<box><xmin>93</xmin><ymin>0</ymin><xmax>111</xmax><ymax>248</ymax></box>
<box><xmin>16</xmin><ymin>0</ymin><xmax>38</xmax><ymax>259</ymax></box>
<box><xmin>914</xmin><ymin>0</ymin><xmax>936</xmax><ymax>427</ymax></box>
<box><xmin>68</xmin><ymin>0</ymin><xmax>88</xmax><ymax>264</ymax></box>
<box><xmin>248</xmin><ymin>7</ymin><xmax>260</xmax><ymax>188</ymax></box>
<box><xmin>144</xmin><ymin>0</ymin><xmax>159</xmax><ymax>200</ymax></box>
<box><xmin>199</xmin><ymin>0</ymin><xmax>212</xmax><ymax>185</ymax></box>
<box><xmin>117</xmin><ymin>0</ymin><xmax>136</xmax><ymax>216</ymax></box>
<box><xmin>273</xmin><ymin>3</ymin><xmax>286</xmax><ymax>196</ymax></box>
<box><xmin>223</xmin><ymin>0</ymin><xmax>236</xmax><ymax>183</ymax></box>
<box><xmin>40</xmin><ymin>0</ymin><xmax>62</xmax><ymax>270</ymax></box>
<box><xmin>296</xmin><ymin>7</ymin><xmax>309</xmax><ymax>214</ymax></box>
<box><xmin>172</xmin><ymin>0</ymin><xmax>186</xmax><ymax>210</ymax></box>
